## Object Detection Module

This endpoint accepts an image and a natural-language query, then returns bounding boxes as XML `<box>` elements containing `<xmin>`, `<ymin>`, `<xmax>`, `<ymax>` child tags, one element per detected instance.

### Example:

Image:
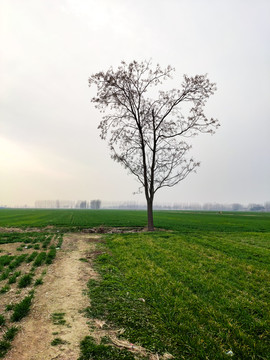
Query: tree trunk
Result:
<box><xmin>147</xmin><ymin>198</ymin><xmax>154</xmax><ymax>231</ymax></box>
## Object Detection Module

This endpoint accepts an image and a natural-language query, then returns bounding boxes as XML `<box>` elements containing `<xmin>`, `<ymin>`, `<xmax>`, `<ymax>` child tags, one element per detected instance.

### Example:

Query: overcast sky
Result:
<box><xmin>1</xmin><ymin>0</ymin><xmax>269</xmax><ymax>207</ymax></box>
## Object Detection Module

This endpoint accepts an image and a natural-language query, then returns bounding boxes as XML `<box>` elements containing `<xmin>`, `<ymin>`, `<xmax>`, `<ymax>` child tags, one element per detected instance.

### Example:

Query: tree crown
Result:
<box><xmin>89</xmin><ymin>60</ymin><xmax>219</xmax><ymax>197</ymax></box>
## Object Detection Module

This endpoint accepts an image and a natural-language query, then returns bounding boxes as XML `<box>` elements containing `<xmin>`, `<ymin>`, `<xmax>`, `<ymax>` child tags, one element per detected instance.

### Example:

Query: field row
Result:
<box><xmin>86</xmin><ymin>231</ymin><xmax>270</xmax><ymax>359</ymax></box>
<box><xmin>0</xmin><ymin>232</ymin><xmax>63</xmax><ymax>358</ymax></box>
<box><xmin>0</xmin><ymin>209</ymin><xmax>270</xmax><ymax>233</ymax></box>
<box><xmin>0</xmin><ymin>210</ymin><xmax>269</xmax><ymax>359</ymax></box>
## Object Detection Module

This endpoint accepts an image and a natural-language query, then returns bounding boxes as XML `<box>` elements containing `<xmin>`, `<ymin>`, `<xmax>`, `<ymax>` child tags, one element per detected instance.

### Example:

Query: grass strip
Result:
<box><xmin>11</xmin><ymin>292</ymin><xmax>33</xmax><ymax>322</ymax></box>
<box><xmin>18</xmin><ymin>274</ymin><xmax>32</xmax><ymax>288</ymax></box>
<box><xmin>51</xmin><ymin>337</ymin><xmax>67</xmax><ymax>346</ymax></box>
<box><xmin>46</xmin><ymin>247</ymin><xmax>56</xmax><ymax>264</ymax></box>
<box><xmin>0</xmin><ymin>340</ymin><xmax>11</xmax><ymax>358</ymax></box>
<box><xmin>32</xmin><ymin>252</ymin><xmax>46</xmax><ymax>267</ymax></box>
<box><xmin>86</xmin><ymin>232</ymin><xmax>270</xmax><ymax>359</ymax></box>
<box><xmin>3</xmin><ymin>327</ymin><xmax>18</xmax><ymax>341</ymax></box>
<box><xmin>0</xmin><ymin>327</ymin><xmax>18</xmax><ymax>358</ymax></box>
<box><xmin>79</xmin><ymin>336</ymin><xmax>137</xmax><ymax>360</ymax></box>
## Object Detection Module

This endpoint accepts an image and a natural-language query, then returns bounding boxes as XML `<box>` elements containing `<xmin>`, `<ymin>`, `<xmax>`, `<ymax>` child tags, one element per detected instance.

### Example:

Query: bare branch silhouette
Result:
<box><xmin>89</xmin><ymin>60</ymin><xmax>219</xmax><ymax>230</ymax></box>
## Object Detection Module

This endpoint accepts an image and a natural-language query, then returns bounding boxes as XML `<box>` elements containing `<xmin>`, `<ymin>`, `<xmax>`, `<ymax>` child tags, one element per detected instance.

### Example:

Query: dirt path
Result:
<box><xmin>5</xmin><ymin>234</ymin><xmax>100</xmax><ymax>360</ymax></box>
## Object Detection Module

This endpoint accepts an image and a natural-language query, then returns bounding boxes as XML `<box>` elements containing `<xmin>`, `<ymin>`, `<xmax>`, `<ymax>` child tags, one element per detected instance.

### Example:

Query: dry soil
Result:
<box><xmin>4</xmin><ymin>233</ymin><xmax>100</xmax><ymax>360</ymax></box>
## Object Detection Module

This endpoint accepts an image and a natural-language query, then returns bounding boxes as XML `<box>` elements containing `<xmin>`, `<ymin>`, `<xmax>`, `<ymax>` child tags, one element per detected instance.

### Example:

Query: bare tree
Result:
<box><xmin>264</xmin><ymin>201</ymin><xmax>270</xmax><ymax>212</ymax></box>
<box><xmin>89</xmin><ymin>60</ymin><xmax>219</xmax><ymax>230</ymax></box>
<box><xmin>90</xmin><ymin>200</ymin><xmax>101</xmax><ymax>209</ymax></box>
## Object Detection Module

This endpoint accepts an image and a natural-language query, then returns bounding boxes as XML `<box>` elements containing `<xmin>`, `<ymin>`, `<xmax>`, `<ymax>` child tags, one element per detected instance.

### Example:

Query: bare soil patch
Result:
<box><xmin>0</xmin><ymin>242</ymin><xmax>31</xmax><ymax>255</ymax></box>
<box><xmin>4</xmin><ymin>234</ymin><xmax>100</xmax><ymax>360</ymax></box>
<box><xmin>82</xmin><ymin>226</ymin><xmax>168</xmax><ymax>234</ymax></box>
<box><xmin>0</xmin><ymin>226</ymin><xmax>63</xmax><ymax>233</ymax></box>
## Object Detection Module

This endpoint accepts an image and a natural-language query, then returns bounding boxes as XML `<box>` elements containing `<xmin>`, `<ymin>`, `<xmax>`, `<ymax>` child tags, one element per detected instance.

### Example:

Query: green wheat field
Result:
<box><xmin>0</xmin><ymin>209</ymin><xmax>269</xmax><ymax>359</ymax></box>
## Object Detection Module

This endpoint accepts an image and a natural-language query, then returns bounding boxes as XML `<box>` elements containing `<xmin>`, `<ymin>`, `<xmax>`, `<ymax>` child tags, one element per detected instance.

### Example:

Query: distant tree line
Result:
<box><xmin>33</xmin><ymin>200</ymin><xmax>269</xmax><ymax>212</ymax></box>
<box><xmin>90</xmin><ymin>200</ymin><xmax>101</xmax><ymax>209</ymax></box>
<box><xmin>102</xmin><ymin>201</ymin><xmax>270</xmax><ymax>212</ymax></box>
<box><xmin>34</xmin><ymin>200</ymin><xmax>101</xmax><ymax>209</ymax></box>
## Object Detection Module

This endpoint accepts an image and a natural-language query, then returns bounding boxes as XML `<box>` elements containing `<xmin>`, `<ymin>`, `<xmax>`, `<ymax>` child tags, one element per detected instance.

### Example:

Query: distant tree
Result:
<box><xmin>80</xmin><ymin>201</ymin><xmax>87</xmax><ymax>209</ymax></box>
<box><xmin>90</xmin><ymin>200</ymin><xmax>101</xmax><ymax>209</ymax></box>
<box><xmin>89</xmin><ymin>60</ymin><xmax>219</xmax><ymax>230</ymax></box>
<box><xmin>249</xmin><ymin>204</ymin><xmax>265</xmax><ymax>212</ymax></box>
<box><xmin>264</xmin><ymin>201</ymin><xmax>270</xmax><ymax>212</ymax></box>
<box><xmin>232</xmin><ymin>203</ymin><xmax>243</xmax><ymax>211</ymax></box>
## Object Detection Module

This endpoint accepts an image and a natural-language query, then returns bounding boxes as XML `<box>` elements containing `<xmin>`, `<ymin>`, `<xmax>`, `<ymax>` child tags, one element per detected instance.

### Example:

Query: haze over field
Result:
<box><xmin>1</xmin><ymin>0</ymin><xmax>269</xmax><ymax>207</ymax></box>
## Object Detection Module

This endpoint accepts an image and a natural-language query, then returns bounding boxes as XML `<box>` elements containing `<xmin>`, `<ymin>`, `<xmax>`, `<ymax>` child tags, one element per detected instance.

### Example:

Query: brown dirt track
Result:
<box><xmin>4</xmin><ymin>234</ymin><xmax>100</xmax><ymax>360</ymax></box>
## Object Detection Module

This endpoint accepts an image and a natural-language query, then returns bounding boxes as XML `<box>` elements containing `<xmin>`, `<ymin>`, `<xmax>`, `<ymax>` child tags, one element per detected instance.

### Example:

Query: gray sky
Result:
<box><xmin>1</xmin><ymin>0</ymin><xmax>269</xmax><ymax>207</ymax></box>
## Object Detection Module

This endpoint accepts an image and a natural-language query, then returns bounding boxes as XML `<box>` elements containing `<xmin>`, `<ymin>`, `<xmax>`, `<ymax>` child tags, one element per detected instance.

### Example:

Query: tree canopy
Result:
<box><xmin>89</xmin><ymin>60</ymin><xmax>219</xmax><ymax>230</ymax></box>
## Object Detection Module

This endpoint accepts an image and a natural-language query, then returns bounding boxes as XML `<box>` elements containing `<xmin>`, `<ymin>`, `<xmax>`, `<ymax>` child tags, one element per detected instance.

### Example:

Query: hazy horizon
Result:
<box><xmin>1</xmin><ymin>0</ymin><xmax>269</xmax><ymax>207</ymax></box>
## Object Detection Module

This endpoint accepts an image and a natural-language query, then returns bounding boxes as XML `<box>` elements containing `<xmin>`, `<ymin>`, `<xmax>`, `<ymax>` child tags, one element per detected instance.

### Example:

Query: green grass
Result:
<box><xmin>8</xmin><ymin>271</ymin><xmax>21</xmax><ymax>284</ymax></box>
<box><xmin>46</xmin><ymin>247</ymin><xmax>56</xmax><ymax>264</ymax></box>
<box><xmin>18</xmin><ymin>273</ymin><xmax>32</xmax><ymax>288</ymax></box>
<box><xmin>0</xmin><ymin>209</ymin><xmax>270</xmax><ymax>233</ymax></box>
<box><xmin>0</xmin><ymin>340</ymin><xmax>11</xmax><ymax>358</ymax></box>
<box><xmin>3</xmin><ymin>327</ymin><xmax>18</xmax><ymax>341</ymax></box>
<box><xmin>0</xmin><ymin>209</ymin><xmax>269</xmax><ymax>359</ymax></box>
<box><xmin>0</xmin><ymin>315</ymin><xmax>5</xmax><ymax>327</ymax></box>
<box><xmin>26</xmin><ymin>251</ymin><xmax>38</xmax><ymax>263</ymax></box>
<box><xmin>1</xmin><ymin>270</ymin><xmax>11</xmax><ymax>281</ymax></box>
<box><xmin>8</xmin><ymin>274</ymin><xmax>17</xmax><ymax>284</ymax></box>
<box><xmin>34</xmin><ymin>277</ymin><xmax>43</xmax><ymax>286</ymax></box>
<box><xmin>0</xmin><ymin>285</ymin><xmax>10</xmax><ymax>294</ymax></box>
<box><xmin>0</xmin><ymin>225</ymin><xmax>63</xmax><ymax>358</ymax></box>
<box><xmin>5</xmin><ymin>304</ymin><xmax>14</xmax><ymax>312</ymax></box>
<box><xmin>0</xmin><ymin>255</ymin><xmax>14</xmax><ymax>267</ymax></box>
<box><xmin>0</xmin><ymin>327</ymin><xmax>18</xmax><ymax>358</ymax></box>
<box><xmin>0</xmin><ymin>232</ymin><xmax>44</xmax><ymax>244</ymax></box>
<box><xmin>56</xmin><ymin>234</ymin><xmax>63</xmax><ymax>248</ymax></box>
<box><xmin>51</xmin><ymin>312</ymin><xmax>66</xmax><ymax>325</ymax></box>
<box><xmin>51</xmin><ymin>337</ymin><xmax>67</xmax><ymax>346</ymax></box>
<box><xmin>79</xmin><ymin>336</ymin><xmax>138</xmax><ymax>360</ymax></box>
<box><xmin>42</xmin><ymin>235</ymin><xmax>53</xmax><ymax>249</ymax></box>
<box><xmin>86</xmin><ymin>231</ymin><xmax>270</xmax><ymax>359</ymax></box>
<box><xmin>32</xmin><ymin>252</ymin><xmax>46</xmax><ymax>267</ymax></box>
<box><xmin>8</xmin><ymin>254</ymin><xmax>27</xmax><ymax>270</ymax></box>
<box><xmin>11</xmin><ymin>293</ymin><xmax>33</xmax><ymax>322</ymax></box>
